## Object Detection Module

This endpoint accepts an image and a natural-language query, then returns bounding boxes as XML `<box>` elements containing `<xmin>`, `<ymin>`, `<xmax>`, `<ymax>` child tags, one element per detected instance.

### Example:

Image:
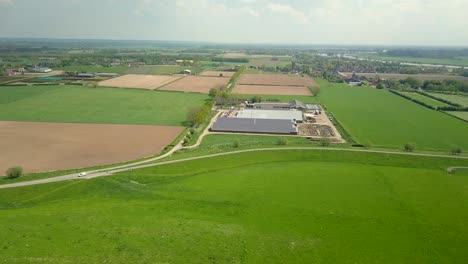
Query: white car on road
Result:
<box><xmin>78</xmin><ymin>172</ymin><xmax>87</xmax><ymax>177</ymax></box>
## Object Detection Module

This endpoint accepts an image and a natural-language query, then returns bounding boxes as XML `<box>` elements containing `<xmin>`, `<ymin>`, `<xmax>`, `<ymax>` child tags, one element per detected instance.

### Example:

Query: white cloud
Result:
<box><xmin>267</xmin><ymin>3</ymin><xmax>310</xmax><ymax>24</ymax></box>
<box><xmin>0</xmin><ymin>0</ymin><xmax>14</xmax><ymax>5</ymax></box>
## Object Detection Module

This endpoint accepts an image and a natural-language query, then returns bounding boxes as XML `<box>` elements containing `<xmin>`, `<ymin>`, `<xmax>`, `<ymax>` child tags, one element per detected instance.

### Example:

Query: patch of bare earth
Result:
<box><xmin>97</xmin><ymin>74</ymin><xmax>182</xmax><ymax>90</ymax></box>
<box><xmin>238</xmin><ymin>74</ymin><xmax>318</xmax><ymax>87</ymax></box>
<box><xmin>232</xmin><ymin>85</ymin><xmax>312</xmax><ymax>96</ymax></box>
<box><xmin>0</xmin><ymin>121</ymin><xmax>184</xmax><ymax>174</ymax></box>
<box><xmin>158</xmin><ymin>76</ymin><xmax>229</xmax><ymax>93</ymax></box>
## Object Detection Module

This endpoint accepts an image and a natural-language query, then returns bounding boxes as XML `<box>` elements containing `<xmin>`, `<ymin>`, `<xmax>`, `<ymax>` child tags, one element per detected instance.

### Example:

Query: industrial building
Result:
<box><xmin>211</xmin><ymin>118</ymin><xmax>298</xmax><ymax>135</ymax></box>
<box><xmin>236</xmin><ymin>109</ymin><xmax>304</xmax><ymax>122</ymax></box>
<box><xmin>251</xmin><ymin>100</ymin><xmax>322</xmax><ymax>113</ymax></box>
<box><xmin>30</xmin><ymin>67</ymin><xmax>52</xmax><ymax>73</ymax></box>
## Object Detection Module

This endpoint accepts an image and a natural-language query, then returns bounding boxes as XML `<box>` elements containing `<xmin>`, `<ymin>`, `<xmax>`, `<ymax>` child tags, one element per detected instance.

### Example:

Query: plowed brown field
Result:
<box><xmin>97</xmin><ymin>74</ymin><xmax>182</xmax><ymax>90</ymax></box>
<box><xmin>232</xmin><ymin>85</ymin><xmax>312</xmax><ymax>95</ymax></box>
<box><xmin>238</xmin><ymin>74</ymin><xmax>318</xmax><ymax>87</ymax></box>
<box><xmin>158</xmin><ymin>76</ymin><xmax>229</xmax><ymax>93</ymax></box>
<box><xmin>0</xmin><ymin>121</ymin><xmax>184</xmax><ymax>174</ymax></box>
<box><xmin>200</xmin><ymin>71</ymin><xmax>235</xmax><ymax>77</ymax></box>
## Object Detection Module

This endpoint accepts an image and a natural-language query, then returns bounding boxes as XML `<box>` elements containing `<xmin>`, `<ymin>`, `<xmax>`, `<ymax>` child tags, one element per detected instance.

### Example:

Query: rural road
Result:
<box><xmin>446</xmin><ymin>166</ymin><xmax>468</xmax><ymax>173</ymax></box>
<box><xmin>1</xmin><ymin>147</ymin><xmax>468</xmax><ymax>189</ymax></box>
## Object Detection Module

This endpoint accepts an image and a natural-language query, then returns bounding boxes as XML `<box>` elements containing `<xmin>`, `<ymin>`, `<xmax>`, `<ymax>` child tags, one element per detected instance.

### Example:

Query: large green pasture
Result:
<box><xmin>426</xmin><ymin>92</ymin><xmax>468</xmax><ymax>107</ymax></box>
<box><xmin>0</xmin><ymin>85</ymin><xmax>207</xmax><ymax>126</ymax></box>
<box><xmin>1</xmin><ymin>150</ymin><xmax>467</xmax><ymax>263</ymax></box>
<box><xmin>316</xmin><ymin>80</ymin><xmax>468</xmax><ymax>150</ymax></box>
<box><xmin>445</xmin><ymin>111</ymin><xmax>468</xmax><ymax>121</ymax></box>
<box><xmin>400</xmin><ymin>92</ymin><xmax>451</xmax><ymax>108</ymax></box>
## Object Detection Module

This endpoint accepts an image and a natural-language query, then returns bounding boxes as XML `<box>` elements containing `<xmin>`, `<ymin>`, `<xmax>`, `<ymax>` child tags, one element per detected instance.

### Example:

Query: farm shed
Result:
<box><xmin>211</xmin><ymin>117</ymin><xmax>298</xmax><ymax>135</ymax></box>
<box><xmin>30</xmin><ymin>67</ymin><xmax>52</xmax><ymax>73</ymax></box>
<box><xmin>237</xmin><ymin>109</ymin><xmax>304</xmax><ymax>122</ymax></box>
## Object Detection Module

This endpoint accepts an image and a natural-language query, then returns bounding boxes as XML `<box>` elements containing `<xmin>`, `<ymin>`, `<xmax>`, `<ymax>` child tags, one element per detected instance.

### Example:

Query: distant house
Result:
<box><xmin>6</xmin><ymin>70</ymin><xmax>16</xmax><ymax>76</ymax></box>
<box><xmin>127</xmin><ymin>62</ymin><xmax>145</xmax><ymax>67</ymax></box>
<box><xmin>252</xmin><ymin>100</ymin><xmax>322</xmax><ymax>113</ymax></box>
<box><xmin>76</xmin><ymin>73</ymin><xmax>96</xmax><ymax>78</ymax></box>
<box><xmin>346</xmin><ymin>78</ymin><xmax>362</xmax><ymax>86</ymax></box>
<box><xmin>30</xmin><ymin>67</ymin><xmax>52</xmax><ymax>73</ymax></box>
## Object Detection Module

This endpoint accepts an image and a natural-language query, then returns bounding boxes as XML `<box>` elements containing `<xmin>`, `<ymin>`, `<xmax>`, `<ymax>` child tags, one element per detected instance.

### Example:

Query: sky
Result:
<box><xmin>0</xmin><ymin>0</ymin><xmax>467</xmax><ymax>46</ymax></box>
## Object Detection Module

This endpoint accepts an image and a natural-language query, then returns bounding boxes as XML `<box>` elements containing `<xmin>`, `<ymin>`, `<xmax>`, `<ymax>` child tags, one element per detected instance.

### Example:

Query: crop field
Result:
<box><xmin>199</xmin><ymin>71</ymin><xmax>235</xmax><ymax>77</ymax></box>
<box><xmin>126</xmin><ymin>65</ymin><xmax>203</xmax><ymax>75</ymax></box>
<box><xmin>60</xmin><ymin>65</ymin><xmax>129</xmax><ymax>73</ymax></box>
<box><xmin>0</xmin><ymin>85</ymin><xmax>207</xmax><ymax>126</ymax></box>
<box><xmin>1</xmin><ymin>150</ymin><xmax>467</xmax><ymax>263</ymax></box>
<box><xmin>315</xmin><ymin>80</ymin><xmax>468</xmax><ymax>150</ymax></box>
<box><xmin>400</xmin><ymin>92</ymin><xmax>451</xmax><ymax>108</ymax></box>
<box><xmin>97</xmin><ymin>74</ymin><xmax>182</xmax><ymax>90</ymax></box>
<box><xmin>158</xmin><ymin>76</ymin><xmax>229</xmax><ymax>94</ymax></box>
<box><xmin>425</xmin><ymin>92</ymin><xmax>468</xmax><ymax>107</ymax></box>
<box><xmin>233</xmin><ymin>84</ymin><xmax>312</xmax><ymax>95</ymax></box>
<box><xmin>238</xmin><ymin>74</ymin><xmax>318</xmax><ymax>86</ymax></box>
<box><xmin>445</xmin><ymin>111</ymin><xmax>468</xmax><ymax>121</ymax></box>
<box><xmin>345</xmin><ymin>72</ymin><xmax>468</xmax><ymax>82</ymax></box>
<box><xmin>0</xmin><ymin>121</ymin><xmax>183</xmax><ymax>174</ymax></box>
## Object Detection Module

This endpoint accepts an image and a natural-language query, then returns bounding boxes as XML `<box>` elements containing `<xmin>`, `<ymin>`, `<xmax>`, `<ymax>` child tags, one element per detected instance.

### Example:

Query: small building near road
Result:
<box><xmin>211</xmin><ymin>118</ymin><xmax>298</xmax><ymax>135</ymax></box>
<box><xmin>30</xmin><ymin>67</ymin><xmax>52</xmax><ymax>73</ymax></box>
<box><xmin>251</xmin><ymin>100</ymin><xmax>322</xmax><ymax>113</ymax></box>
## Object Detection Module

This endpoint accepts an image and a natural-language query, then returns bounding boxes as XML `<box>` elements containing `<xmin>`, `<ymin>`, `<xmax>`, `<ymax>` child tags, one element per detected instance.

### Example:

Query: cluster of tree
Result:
<box><xmin>421</xmin><ymin>80</ymin><xmax>468</xmax><ymax>93</ymax></box>
<box><xmin>212</xmin><ymin>57</ymin><xmax>249</xmax><ymax>63</ymax></box>
<box><xmin>186</xmin><ymin>102</ymin><xmax>213</xmax><ymax>127</ymax></box>
<box><xmin>383</xmin><ymin>48</ymin><xmax>468</xmax><ymax>59</ymax></box>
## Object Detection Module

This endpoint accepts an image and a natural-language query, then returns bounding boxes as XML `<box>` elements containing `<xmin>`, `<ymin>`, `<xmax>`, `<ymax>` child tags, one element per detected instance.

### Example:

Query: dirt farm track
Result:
<box><xmin>0</xmin><ymin>121</ymin><xmax>184</xmax><ymax>175</ymax></box>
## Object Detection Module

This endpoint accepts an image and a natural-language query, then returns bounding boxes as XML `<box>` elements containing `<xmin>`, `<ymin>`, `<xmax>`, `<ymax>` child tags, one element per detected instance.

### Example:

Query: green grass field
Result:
<box><xmin>1</xmin><ymin>150</ymin><xmax>467</xmax><ymax>263</ymax></box>
<box><xmin>315</xmin><ymin>80</ymin><xmax>468</xmax><ymax>150</ymax></box>
<box><xmin>400</xmin><ymin>92</ymin><xmax>451</xmax><ymax>108</ymax></box>
<box><xmin>0</xmin><ymin>85</ymin><xmax>208</xmax><ymax>126</ymax></box>
<box><xmin>126</xmin><ymin>65</ymin><xmax>203</xmax><ymax>75</ymax></box>
<box><xmin>445</xmin><ymin>111</ymin><xmax>468</xmax><ymax>121</ymax></box>
<box><xmin>425</xmin><ymin>92</ymin><xmax>468</xmax><ymax>107</ymax></box>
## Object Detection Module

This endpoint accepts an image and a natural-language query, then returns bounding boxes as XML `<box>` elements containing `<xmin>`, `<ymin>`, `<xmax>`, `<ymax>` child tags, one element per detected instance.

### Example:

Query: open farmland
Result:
<box><xmin>126</xmin><ymin>65</ymin><xmax>203</xmax><ymax>75</ymax></box>
<box><xmin>97</xmin><ymin>74</ymin><xmax>182</xmax><ymax>90</ymax></box>
<box><xmin>200</xmin><ymin>71</ymin><xmax>235</xmax><ymax>77</ymax></box>
<box><xmin>0</xmin><ymin>85</ymin><xmax>207</xmax><ymax>126</ymax></box>
<box><xmin>238</xmin><ymin>74</ymin><xmax>318</xmax><ymax>86</ymax></box>
<box><xmin>233</xmin><ymin>84</ymin><xmax>312</xmax><ymax>95</ymax></box>
<box><xmin>344</xmin><ymin>72</ymin><xmax>468</xmax><ymax>82</ymax></box>
<box><xmin>0</xmin><ymin>121</ymin><xmax>183</xmax><ymax>174</ymax></box>
<box><xmin>316</xmin><ymin>79</ymin><xmax>468</xmax><ymax>150</ymax></box>
<box><xmin>425</xmin><ymin>92</ymin><xmax>468</xmax><ymax>107</ymax></box>
<box><xmin>1</xmin><ymin>150</ymin><xmax>467</xmax><ymax>263</ymax></box>
<box><xmin>400</xmin><ymin>92</ymin><xmax>451</xmax><ymax>108</ymax></box>
<box><xmin>445</xmin><ymin>111</ymin><xmax>468</xmax><ymax>121</ymax></box>
<box><xmin>158</xmin><ymin>76</ymin><xmax>229</xmax><ymax>93</ymax></box>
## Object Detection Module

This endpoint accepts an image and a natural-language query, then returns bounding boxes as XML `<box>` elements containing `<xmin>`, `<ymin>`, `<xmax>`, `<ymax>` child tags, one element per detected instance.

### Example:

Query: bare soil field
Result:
<box><xmin>343</xmin><ymin>72</ymin><xmax>468</xmax><ymax>82</ymax></box>
<box><xmin>200</xmin><ymin>71</ymin><xmax>235</xmax><ymax>77</ymax></box>
<box><xmin>0</xmin><ymin>121</ymin><xmax>184</xmax><ymax>174</ymax></box>
<box><xmin>97</xmin><ymin>74</ymin><xmax>182</xmax><ymax>90</ymax></box>
<box><xmin>158</xmin><ymin>76</ymin><xmax>229</xmax><ymax>93</ymax></box>
<box><xmin>223</xmin><ymin>52</ymin><xmax>248</xmax><ymax>58</ymax></box>
<box><xmin>238</xmin><ymin>74</ymin><xmax>318</xmax><ymax>87</ymax></box>
<box><xmin>233</xmin><ymin>84</ymin><xmax>312</xmax><ymax>96</ymax></box>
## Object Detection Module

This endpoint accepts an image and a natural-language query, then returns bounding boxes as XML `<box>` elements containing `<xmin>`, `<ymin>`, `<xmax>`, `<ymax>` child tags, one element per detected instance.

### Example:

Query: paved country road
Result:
<box><xmin>1</xmin><ymin>147</ymin><xmax>468</xmax><ymax>189</ymax></box>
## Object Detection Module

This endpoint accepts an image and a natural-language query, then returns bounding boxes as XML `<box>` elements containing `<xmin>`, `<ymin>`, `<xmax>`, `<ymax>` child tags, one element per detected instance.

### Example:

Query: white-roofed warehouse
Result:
<box><xmin>236</xmin><ymin>109</ymin><xmax>303</xmax><ymax>122</ymax></box>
